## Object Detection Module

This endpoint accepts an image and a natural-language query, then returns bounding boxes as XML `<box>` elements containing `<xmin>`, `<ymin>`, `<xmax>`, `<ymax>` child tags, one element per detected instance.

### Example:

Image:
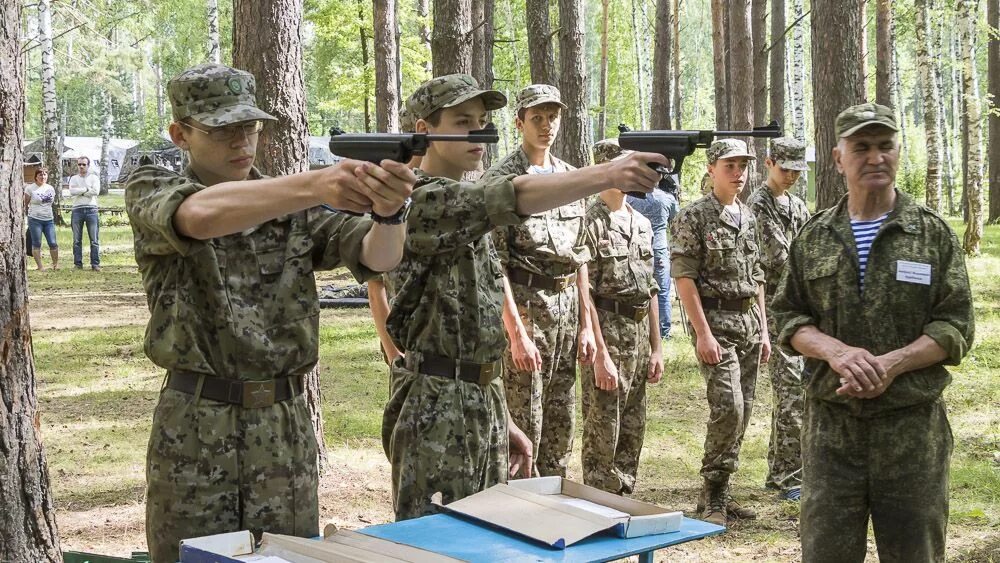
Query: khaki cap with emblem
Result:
<box><xmin>769</xmin><ymin>137</ymin><xmax>809</xmax><ymax>171</ymax></box>
<box><xmin>168</xmin><ymin>63</ymin><xmax>277</xmax><ymax>127</ymax></box>
<box><xmin>406</xmin><ymin>74</ymin><xmax>507</xmax><ymax>120</ymax></box>
<box><xmin>514</xmin><ymin>84</ymin><xmax>567</xmax><ymax>112</ymax></box>
<box><xmin>835</xmin><ymin>102</ymin><xmax>898</xmax><ymax>138</ymax></box>
<box><xmin>707</xmin><ymin>139</ymin><xmax>756</xmax><ymax>164</ymax></box>
<box><xmin>593</xmin><ymin>138</ymin><xmax>633</xmax><ymax>164</ymax></box>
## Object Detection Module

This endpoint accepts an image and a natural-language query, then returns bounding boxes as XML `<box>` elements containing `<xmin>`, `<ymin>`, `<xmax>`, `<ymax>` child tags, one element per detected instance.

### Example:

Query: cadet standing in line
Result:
<box><xmin>670</xmin><ymin>139</ymin><xmax>770</xmax><ymax>526</ymax></box>
<box><xmin>626</xmin><ymin>174</ymin><xmax>680</xmax><ymax>340</ymax></box>
<box><xmin>126</xmin><ymin>64</ymin><xmax>416</xmax><ymax>563</ymax></box>
<box><xmin>772</xmin><ymin>103</ymin><xmax>974</xmax><ymax>562</ymax></box>
<box><xmin>381</xmin><ymin>74</ymin><xmax>667</xmax><ymax>521</ymax></box>
<box><xmin>482</xmin><ymin>84</ymin><xmax>597</xmax><ymax>478</ymax></box>
<box><xmin>746</xmin><ymin>137</ymin><xmax>811</xmax><ymax>501</ymax></box>
<box><xmin>579</xmin><ymin>139</ymin><xmax>663</xmax><ymax>494</ymax></box>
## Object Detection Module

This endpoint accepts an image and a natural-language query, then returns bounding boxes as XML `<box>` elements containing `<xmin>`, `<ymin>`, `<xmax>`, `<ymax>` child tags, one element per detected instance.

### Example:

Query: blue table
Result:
<box><xmin>361</xmin><ymin>513</ymin><xmax>725</xmax><ymax>562</ymax></box>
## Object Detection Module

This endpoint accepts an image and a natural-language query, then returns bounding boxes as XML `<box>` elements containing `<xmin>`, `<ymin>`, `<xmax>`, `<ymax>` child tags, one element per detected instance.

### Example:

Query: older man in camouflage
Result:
<box><xmin>126</xmin><ymin>63</ymin><xmax>416</xmax><ymax>562</ymax></box>
<box><xmin>482</xmin><ymin>84</ymin><xmax>596</xmax><ymax>478</ymax></box>
<box><xmin>671</xmin><ymin>139</ymin><xmax>770</xmax><ymax>526</ymax></box>
<box><xmin>772</xmin><ymin>103</ymin><xmax>974</xmax><ymax>562</ymax></box>
<box><xmin>747</xmin><ymin>137</ymin><xmax>811</xmax><ymax>501</ymax></box>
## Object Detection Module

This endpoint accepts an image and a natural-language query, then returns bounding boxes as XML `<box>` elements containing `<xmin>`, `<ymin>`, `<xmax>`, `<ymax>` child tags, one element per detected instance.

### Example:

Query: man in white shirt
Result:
<box><xmin>69</xmin><ymin>156</ymin><xmax>101</xmax><ymax>270</ymax></box>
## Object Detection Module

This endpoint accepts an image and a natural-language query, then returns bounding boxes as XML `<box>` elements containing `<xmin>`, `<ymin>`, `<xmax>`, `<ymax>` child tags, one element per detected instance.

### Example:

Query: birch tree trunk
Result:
<box><xmin>155</xmin><ymin>51</ymin><xmax>165</xmax><ymax>122</ymax></box>
<box><xmin>812</xmin><ymin>0</ymin><xmax>865</xmax><ymax>210</ymax></box>
<box><xmin>934</xmin><ymin>11</ymin><xmax>956</xmax><ymax>214</ymax></box>
<box><xmin>790</xmin><ymin>0</ymin><xmax>806</xmax><ymax>140</ymax></box>
<box><xmin>875</xmin><ymin>0</ymin><xmax>892</xmax><ymax>106</ymax></box>
<box><xmin>711</xmin><ymin>0</ymin><xmax>730</xmax><ymax>128</ymax></box>
<box><xmin>672</xmin><ymin>0</ymin><xmax>682</xmax><ymax>128</ymax></box>
<box><xmin>374</xmin><ymin>0</ymin><xmax>399</xmax><ymax>132</ymax></box>
<box><xmin>751</xmin><ymin>0</ymin><xmax>767</xmax><ymax>177</ymax></box>
<box><xmin>417</xmin><ymin>0</ymin><xmax>431</xmax><ymax>75</ymax></box>
<box><xmin>207</xmin><ymin>0</ymin><xmax>221</xmax><ymax>63</ymax></box>
<box><xmin>651</xmin><ymin>0</ymin><xmax>672</xmax><ymax>130</ymax></box>
<box><xmin>433</xmin><ymin>0</ymin><xmax>472</xmax><ymax>75</ymax></box>
<box><xmin>553</xmin><ymin>0</ymin><xmax>590</xmax><ymax>167</ymax></box>
<box><xmin>892</xmin><ymin>42</ymin><xmax>907</xmax><ymax>151</ymax></box>
<box><xmin>0</xmin><ymin>3</ymin><xmax>63</xmax><ymax>558</ymax></box>
<box><xmin>99</xmin><ymin>96</ymin><xmax>112</xmax><ymax>195</ymax></box>
<box><xmin>770</xmin><ymin>0</ymin><xmax>786</xmax><ymax>125</ymax></box>
<box><xmin>38</xmin><ymin>0</ymin><xmax>63</xmax><ymax>221</ymax></box>
<box><xmin>233</xmin><ymin>0</ymin><xmax>329</xmax><ymax>470</ymax></box>
<box><xmin>916</xmin><ymin>0</ymin><xmax>943</xmax><ymax>212</ymax></box>
<box><xmin>598</xmin><ymin>0</ymin><xmax>610</xmax><ymax>137</ymax></box>
<box><xmin>959</xmin><ymin>0</ymin><xmax>983</xmax><ymax>253</ymax></box>
<box><xmin>988</xmin><ymin>0</ymin><xmax>999</xmax><ymax>224</ymax></box>
<box><xmin>526</xmin><ymin>0</ymin><xmax>557</xmax><ymax>85</ymax></box>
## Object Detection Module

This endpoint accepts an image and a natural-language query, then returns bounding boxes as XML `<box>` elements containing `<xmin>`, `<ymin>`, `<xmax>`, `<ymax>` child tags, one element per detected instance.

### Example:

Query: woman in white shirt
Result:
<box><xmin>23</xmin><ymin>168</ymin><xmax>59</xmax><ymax>270</ymax></box>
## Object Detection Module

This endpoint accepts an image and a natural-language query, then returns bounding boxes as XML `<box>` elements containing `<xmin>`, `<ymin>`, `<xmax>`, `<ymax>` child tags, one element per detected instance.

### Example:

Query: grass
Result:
<box><xmin>28</xmin><ymin>220</ymin><xmax>1000</xmax><ymax>561</ymax></box>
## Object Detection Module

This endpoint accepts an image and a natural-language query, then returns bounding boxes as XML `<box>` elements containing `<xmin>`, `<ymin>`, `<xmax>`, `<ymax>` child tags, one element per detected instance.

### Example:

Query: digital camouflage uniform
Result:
<box><xmin>670</xmin><ymin>140</ymin><xmax>765</xmax><ymax>489</ymax></box>
<box><xmin>747</xmin><ymin>137</ymin><xmax>811</xmax><ymax>493</ymax></box>
<box><xmin>480</xmin><ymin>84</ymin><xmax>587</xmax><ymax>478</ymax></box>
<box><xmin>126</xmin><ymin>64</ymin><xmax>379</xmax><ymax>563</ymax></box>
<box><xmin>382</xmin><ymin>75</ymin><xmax>516</xmax><ymax>522</ymax></box>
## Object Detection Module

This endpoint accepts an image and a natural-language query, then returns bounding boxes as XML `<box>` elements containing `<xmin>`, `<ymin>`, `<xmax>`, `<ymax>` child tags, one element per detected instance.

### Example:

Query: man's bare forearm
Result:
<box><xmin>576</xmin><ymin>264</ymin><xmax>593</xmax><ymax>331</ymax></box>
<box><xmin>360</xmin><ymin>223</ymin><xmax>406</xmax><ymax>272</ymax></box>
<box><xmin>789</xmin><ymin>325</ymin><xmax>852</xmax><ymax>362</ymax></box>
<box><xmin>501</xmin><ymin>276</ymin><xmax>528</xmax><ymax>339</ymax></box>
<box><xmin>512</xmin><ymin>164</ymin><xmax>612</xmax><ymax>216</ymax></box>
<box><xmin>674</xmin><ymin>277</ymin><xmax>711</xmax><ymax>338</ymax></box>
<box><xmin>880</xmin><ymin>335</ymin><xmax>949</xmax><ymax>379</ymax></box>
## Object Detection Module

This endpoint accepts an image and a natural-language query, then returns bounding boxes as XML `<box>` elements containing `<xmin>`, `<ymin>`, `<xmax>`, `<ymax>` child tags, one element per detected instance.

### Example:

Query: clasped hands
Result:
<box><xmin>320</xmin><ymin>159</ymin><xmax>416</xmax><ymax>217</ymax></box>
<box><xmin>829</xmin><ymin>345</ymin><xmax>900</xmax><ymax>399</ymax></box>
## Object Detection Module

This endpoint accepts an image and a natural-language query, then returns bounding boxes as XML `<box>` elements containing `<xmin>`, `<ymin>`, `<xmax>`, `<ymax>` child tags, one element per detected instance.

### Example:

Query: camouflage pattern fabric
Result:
<box><xmin>592</xmin><ymin>138</ymin><xmax>631</xmax><ymax>165</ymax></box>
<box><xmin>382</xmin><ymin>170</ymin><xmax>523</xmax><ymax>520</ymax></box>
<box><xmin>580</xmin><ymin>199</ymin><xmax>657</xmax><ymax>493</ymax></box>
<box><xmin>126</xmin><ymin>165</ymin><xmax>377</xmax><ymax>563</ymax></box>
<box><xmin>168</xmin><ymin>64</ymin><xmax>277</xmax><ymax>126</ymax></box>
<box><xmin>706</xmin><ymin>139</ymin><xmax>756</xmax><ymax>164</ymax></box>
<box><xmin>768</xmin><ymin>137</ymin><xmax>810</xmax><ymax>171</ymax></box>
<box><xmin>405</xmin><ymin>74</ymin><xmax>507</xmax><ymax>120</ymax></box>
<box><xmin>482</xmin><ymin>149</ymin><xmax>586</xmax><ymax>477</ymax></box>
<box><xmin>399</xmin><ymin>104</ymin><xmax>415</xmax><ymax>132</ymax></box>
<box><xmin>514</xmin><ymin>84</ymin><xmax>567</xmax><ymax>111</ymax></box>
<box><xmin>747</xmin><ymin>185</ymin><xmax>811</xmax><ymax>299</ymax></box>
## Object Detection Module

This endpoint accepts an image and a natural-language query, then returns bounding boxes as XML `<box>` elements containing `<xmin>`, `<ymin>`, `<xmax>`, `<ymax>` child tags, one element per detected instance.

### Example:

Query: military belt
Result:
<box><xmin>700</xmin><ymin>296</ymin><xmax>754</xmax><ymax>313</ymax></box>
<box><xmin>404</xmin><ymin>353</ymin><xmax>500</xmax><ymax>386</ymax></box>
<box><xmin>166</xmin><ymin>370</ymin><xmax>305</xmax><ymax>408</ymax></box>
<box><xmin>508</xmin><ymin>267</ymin><xmax>578</xmax><ymax>292</ymax></box>
<box><xmin>592</xmin><ymin>295</ymin><xmax>649</xmax><ymax>322</ymax></box>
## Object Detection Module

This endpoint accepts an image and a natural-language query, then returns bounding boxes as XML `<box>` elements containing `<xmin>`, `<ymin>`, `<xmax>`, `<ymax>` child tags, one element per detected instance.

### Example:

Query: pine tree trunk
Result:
<box><xmin>959</xmin><ymin>0</ymin><xmax>983</xmax><ymax>253</ymax></box>
<box><xmin>672</xmin><ymin>0</ymin><xmax>682</xmax><ymax>129</ymax></box>
<box><xmin>0</xmin><ymin>4</ymin><xmax>63</xmax><ymax>559</ymax></box>
<box><xmin>770</xmin><ymin>0</ymin><xmax>786</xmax><ymax>125</ymax></box>
<box><xmin>790</xmin><ymin>0</ymin><xmax>806</xmax><ymax>141</ymax></box>
<box><xmin>598</xmin><ymin>0</ymin><xmax>610</xmax><ymax>137</ymax></box>
<box><xmin>432</xmin><ymin>0</ymin><xmax>472</xmax><ymax>75</ymax></box>
<box><xmin>99</xmin><ymin>97</ymin><xmax>112</xmax><ymax>195</ymax></box>
<box><xmin>916</xmin><ymin>0</ymin><xmax>943</xmax><ymax>212</ymax></box>
<box><xmin>651</xmin><ymin>0</ymin><xmax>672</xmax><ymax>130</ymax></box>
<box><xmin>207</xmin><ymin>0</ymin><xmax>221</xmax><ymax>63</ymax></box>
<box><xmin>553</xmin><ymin>0</ymin><xmax>590</xmax><ymax>167</ymax></box>
<box><xmin>988</xmin><ymin>0</ymin><xmax>999</xmax><ymax>224</ymax></box>
<box><xmin>875</xmin><ymin>0</ymin><xmax>892</xmax><ymax>106</ymax></box>
<box><xmin>751</xmin><ymin>0</ymin><xmax>767</xmax><ymax>177</ymax></box>
<box><xmin>859</xmin><ymin>0</ymin><xmax>868</xmax><ymax>100</ymax></box>
<box><xmin>471</xmin><ymin>0</ymin><xmax>487</xmax><ymax>85</ymax></box>
<box><xmin>729</xmin><ymin>0</ymin><xmax>757</xmax><ymax>197</ymax></box>
<box><xmin>233</xmin><ymin>0</ymin><xmax>329</xmax><ymax>470</ymax></box>
<box><xmin>484</xmin><ymin>0</ymin><xmax>495</xmax><ymax>89</ymax></box>
<box><xmin>812</xmin><ymin>0</ymin><xmax>865</xmax><ymax>210</ymax></box>
<box><xmin>417</xmin><ymin>0</ymin><xmax>432</xmax><ymax>75</ymax></box>
<box><xmin>374</xmin><ymin>0</ymin><xmax>400</xmax><ymax>132</ymax></box>
<box><xmin>526</xmin><ymin>0</ymin><xmax>557</xmax><ymax>85</ymax></box>
<box><xmin>711</xmin><ymin>0</ymin><xmax>730</xmax><ymax>128</ymax></box>
<box><xmin>38</xmin><ymin>0</ymin><xmax>63</xmax><ymax>222</ymax></box>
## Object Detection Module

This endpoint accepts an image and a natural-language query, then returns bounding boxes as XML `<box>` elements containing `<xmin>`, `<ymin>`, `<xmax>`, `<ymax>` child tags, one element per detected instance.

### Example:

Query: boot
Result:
<box><xmin>724</xmin><ymin>484</ymin><xmax>757</xmax><ymax>520</ymax></box>
<box><xmin>699</xmin><ymin>480</ymin><xmax>727</xmax><ymax>526</ymax></box>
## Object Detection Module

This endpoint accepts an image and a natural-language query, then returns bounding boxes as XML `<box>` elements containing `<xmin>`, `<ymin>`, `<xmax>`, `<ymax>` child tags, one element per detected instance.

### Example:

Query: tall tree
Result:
<box><xmin>770</xmin><ymin>0</ymin><xmax>786</xmax><ymax>125</ymax></box>
<box><xmin>207</xmin><ymin>0</ymin><xmax>221</xmax><ymax>63</ymax></box>
<box><xmin>859</xmin><ymin>0</ymin><xmax>868</xmax><ymax>100</ymax></box>
<box><xmin>936</xmin><ymin>17</ymin><xmax>957</xmax><ymax>214</ymax></box>
<box><xmin>812</xmin><ymin>0</ymin><xmax>865</xmax><ymax>209</ymax></box>
<box><xmin>526</xmin><ymin>0</ymin><xmax>557</xmax><ymax>84</ymax></box>
<box><xmin>233</xmin><ymin>0</ymin><xmax>329</xmax><ymax>469</ymax></box>
<box><xmin>650</xmin><ymin>0</ymin><xmax>672</xmax><ymax>129</ymax></box>
<box><xmin>471</xmin><ymin>0</ymin><xmax>486</xmax><ymax>85</ymax></box>
<box><xmin>99</xmin><ymin>95</ymin><xmax>112</xmax><ymax>195</ymax></box>
<box><xmin>0</xmin><ymin>1</ymin><xmax>63</xmax><ymax>559</ymax></box>
<box><xmin>988</xmin><ymin>0</ymin><xmax>999</xmax><ymax>224</ymax></box>
<box><xmin>751</xmin><ymin>0</ymin><xmax>767</xmax><ymax>176</ymax></box>
<box><xmin>553</xmin><ymin>0</ymin><xmax>590</xmax><ymax>166</ymax></box>
<box><xmin>959</xmin><ymin>0</ymin><xmax>984</xmax><ymax>253</ymax></box>
<box><xmin>598</xmin><ymin>0</ymin><xmax>610</xmax><ymax>137</ymax></box>
<box><xmin>916</xmin><ymin>0</ymin><xmax>943</xmax><ymax>212</ymax></box>
<box><xmin>417</xmin><ymin>0</ymin><xmax>431</xmax><ymax>75</ymax></box>
<box><xmin>711</xmin><ymin>0</ymin><xmax>730</xmax><ymax>128</ymax></box>
<box><xmin>373</xmin><ymin>0</ymin><xmax>399</xmax><ymax>132</ymax></box>
<box><xmin>631</xmin><ymin>0</ymin><xmax>649</xmax><ymax>129</ymax></box>
<box><xmin>729</xmin><ymin>0</ymin><xmax>757</xmax><ymax>196</ymax></box>
<box><xmin>358</xmin><ymin>0</ymin><xmax>373</xmax><ymax>131</ymax></box>
<box><xmin>37</xmin><ymin>0</ymin><xmax>63</xmax><ymax>222</ymax></box>
<box><xmin>875</xmin><ymin>0</ymin><xmax>892</xmax><ymax>106</ymax></box>
<box><xmin>790</xmin><ymin>0</ymin><xmax>806</xmax><ymax>140</ymax></box>
<box><xmin>672</xmin><ymin>0</ymin><xmax>682</xmax><ymax>128</ymax></box>
<box><xmin>432</xmin><ymin>0</ymin><xmax>472</xmax><ymax>75</ymax></box>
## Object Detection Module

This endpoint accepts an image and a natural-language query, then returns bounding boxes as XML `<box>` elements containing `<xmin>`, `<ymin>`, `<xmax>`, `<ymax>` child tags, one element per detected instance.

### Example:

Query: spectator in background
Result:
<box><xmin>24</xmin><ymin>168</ymin><xmax>59</xmax><ymax>270</ymax></box>
<box><xmin>69</xmin><ymin>156</ymin><xmax>101</xmax><ymax>271</ymax></box>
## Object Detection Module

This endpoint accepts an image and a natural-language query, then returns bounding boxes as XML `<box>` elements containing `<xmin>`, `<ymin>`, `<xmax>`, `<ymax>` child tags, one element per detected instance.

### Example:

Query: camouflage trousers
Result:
<box><xmin>504</xmin><ymin>283</ymin><xmax>579</xmax><ymax>477</ymax></box>
<box><xmin>764</xmin><ymin>337</ymin><xmax>804</xmax><ymax>492</ymax></box>
<box><xmin>696</xmin><ymin>309</ymin><xmax>761</xmax><ymax>484</ymax></box>
<box><xmin>580</xmin><ymin>308</ymin><xmax>650</xmax><ymax>494</ymax></box>
<box><xmin>146</xmin><ymin>387</ymin><xmax>319</xmax><ymax>563</ymax></box>
<box><xmin>801</xmin><ymin>398</ymin><xmax>952</xmax><ymax>563</ymax></box>
<box><xmin>382</xmin><ymin>358</ymin><xmax>508</xmax><ymax>521</ymax></box>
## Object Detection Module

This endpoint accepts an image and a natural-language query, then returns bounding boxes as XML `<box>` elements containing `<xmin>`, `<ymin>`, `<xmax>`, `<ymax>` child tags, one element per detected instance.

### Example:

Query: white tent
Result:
<box><xmin>59</xmin><ymin>137</ymin><xmax>140</xmax><ymax>182</ymax></box>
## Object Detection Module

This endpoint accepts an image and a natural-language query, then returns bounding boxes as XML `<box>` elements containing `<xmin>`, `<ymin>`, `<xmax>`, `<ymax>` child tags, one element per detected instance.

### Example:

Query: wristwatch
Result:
<box><xmin>371</xmin><ymin>197</ymin><xmax>412</xmax><ymax>225</ymax></box>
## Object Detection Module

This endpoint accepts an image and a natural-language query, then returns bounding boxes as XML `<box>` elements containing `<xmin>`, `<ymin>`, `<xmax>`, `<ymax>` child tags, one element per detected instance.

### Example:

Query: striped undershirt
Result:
<box><xmin>851</xmin><ymin>213</ymin><xmax>890</xmax><ymax>290</ymax></box>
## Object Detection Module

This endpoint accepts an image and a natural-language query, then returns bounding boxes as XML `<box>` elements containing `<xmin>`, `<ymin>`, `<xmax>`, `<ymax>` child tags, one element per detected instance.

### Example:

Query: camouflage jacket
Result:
<box><xmin>772</xmin><ymin>190</ymin><xmax>975</xmax><ymax>416</ymax></box>
<box><xmin>670</xmin><ymin>192</ymin><xmax>765</xmax><ymax>300</ymax></box>
<box><xmin>482</xmin><ymin>148</ymin><xmax>590</xmax><ymax>278</ymax></box>
<box><xmin>584</xmin><ymin>199</ymin><xmax>659</xmax><ymax>307</ymax></box>
<box><xmin>747</xmin><ymin>184</ymin><xmax>811</xmax><ymax>296</ymax></box>
<box><xmin>385</xmin><ymin>170</ymin><xmax>523</xmax><ymax>363</ymax></box>
<box><xmin>124</xmin><ymin>165</ymin><xmax>376</xmax><ymax>380</ymax></box>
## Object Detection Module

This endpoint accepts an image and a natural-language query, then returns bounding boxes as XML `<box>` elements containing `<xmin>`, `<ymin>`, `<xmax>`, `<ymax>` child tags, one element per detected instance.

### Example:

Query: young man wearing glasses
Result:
<box><xmin>69</xmin><ymin>156</ymin><xmax>101</xmax><ymax>270</ymax></box>
<box><xmin>125</xmin><ymin>63</ymin><xmax>416</xmax><ymax>563</ymax></box>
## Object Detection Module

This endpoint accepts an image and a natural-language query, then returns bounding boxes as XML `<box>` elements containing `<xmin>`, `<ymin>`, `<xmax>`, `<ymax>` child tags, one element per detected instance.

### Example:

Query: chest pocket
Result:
<box><xmin>238</xmin><ymin>219</ymin><xmax>318</xmax><ymax>331</ymax></box>
<box><xmin>705</xmin><ymin>227</ymin><xmax>738</xmax><ymax>274</ymax></box>
<box><xmin>804</xmin><ymin>254</ymin><xmax>841</xmax><ymax>313</ymax></box>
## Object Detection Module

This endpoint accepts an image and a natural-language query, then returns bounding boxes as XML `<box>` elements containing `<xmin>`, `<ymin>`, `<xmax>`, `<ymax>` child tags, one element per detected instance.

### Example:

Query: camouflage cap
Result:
<box><xmin>514</xmin><ymin>84</ymin><xmax>567</xmax><ymax>112</ymax></box>
<box><xmin>593</xmin><ymin>138</ymin><xmax>632</xmax><ymax>164</ymax></box>
<box><xmin>835</xmin><ymin>102</ymin><xmax>898</xmax><ymax>138</ymax></box>
<box><xmin>769</xmin><ymin>136</ymin><xmax>809</xmax><ymax>171</ymax></box>
<box><xmin>398</xmin><ymin>103</ymin><xmax>415</xmax><ymax>132</ymax></box>
<box><xmin>168</xmin><ymin>64</ymin><xmax>277</xmax><ymax>127</ymax></box>
<box><xmin>707</xmin><ymin>138</ymin><xmax>756</xmax><ymax>163</ymax></box>
<box><xmin>406</xmin><ymin>74</ymin><xmax>507</xmax><ymax>120</ymax></box>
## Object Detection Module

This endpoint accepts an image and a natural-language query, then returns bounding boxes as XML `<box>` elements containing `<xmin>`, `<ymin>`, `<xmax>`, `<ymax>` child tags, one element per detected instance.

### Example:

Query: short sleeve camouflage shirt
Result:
<box><xmin>584</xmin><ymin>199</ymin><xmax>659</xmax><ymax>307</ymax></box>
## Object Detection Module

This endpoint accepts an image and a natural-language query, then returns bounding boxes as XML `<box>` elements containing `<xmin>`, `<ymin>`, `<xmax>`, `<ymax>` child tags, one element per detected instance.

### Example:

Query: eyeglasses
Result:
<box><xmin>184</xmin><ymin>120</ymin><xmax>265</xmax><ymax>142</ymax></box>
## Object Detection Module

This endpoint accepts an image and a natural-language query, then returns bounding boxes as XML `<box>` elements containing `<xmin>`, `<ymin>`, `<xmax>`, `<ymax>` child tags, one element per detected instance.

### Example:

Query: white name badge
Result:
<box><xmin>896</xmin><ymin>260</ymin><xmax>932</xmax><ymax>285</ymax></box>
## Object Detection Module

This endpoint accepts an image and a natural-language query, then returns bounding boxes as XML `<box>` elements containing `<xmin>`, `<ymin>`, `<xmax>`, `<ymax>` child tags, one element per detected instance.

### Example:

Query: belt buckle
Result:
<box><xmin>634</xmin><ymin>308</ymin><xmax>647</xmax><ymax>322</ymax></box>
<box><xmin>243</xmin><ymin>381</ymin><xmax>276</xmax><ymax>408</ymax></box>
<box><xmin>479</xmin><ymin>362</ymin><xmax>496</xmax><ymax>385</ymax></box>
